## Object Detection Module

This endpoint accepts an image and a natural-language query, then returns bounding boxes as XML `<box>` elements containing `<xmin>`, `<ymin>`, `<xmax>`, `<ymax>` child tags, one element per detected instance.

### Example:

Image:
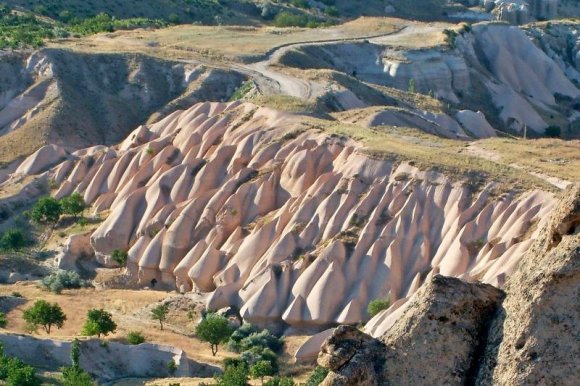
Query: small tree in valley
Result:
<box><xmin>22</xmin><ymin>300</ymin><xmax>66</xmax><ymax>334</ymax></box>
<box><xmin>151</xmin><ymin>303</ymin><xmax>169</xmax><ymax>330</ymax></box>
<box><xmin>60</xmin><ymin>193</ymin><xmax>86</xmax><ymax>219</ymax></box>
<box><xmin>28</xmin><ymin>197</ymin><xmax>62</xmax><ymax>226</ymax></box>
<box><xmin>195</xmin><ymin>313</ymin><xmax>233</xmax><ymax>356</ymax></box>
<box><xmin>251</xmin><ymin>360</ymin><xmax>274</xmax><ymax>385</ymax></box>
<box><xmin>81</xmin><ymin>309</ymin><xmax>117</xmax><ymax>338</ymax></box>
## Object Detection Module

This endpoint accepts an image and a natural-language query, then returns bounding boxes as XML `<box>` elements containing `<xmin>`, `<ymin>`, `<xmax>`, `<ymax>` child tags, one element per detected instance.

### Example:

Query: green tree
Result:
<box><xmin>22</xmin><ymin>300</ymin><xmax>66</xmax><ymax>334</ymax></box>
<box><xmin>367</xmin><ymin>297</ymin><xmax>391</xmax><ymax>317</ymax></box>
<box><xmin>151</xmin><ymin>303</ymin><xmax>169</xmax><ymax>330</ymax></box>
<box><xmin>0</xmin><ymin>312</ymin><xmax>6</xmax><ymax>328</ymax></box>
<box><xmin>6</xmin><ymin>362</ymin><xmax>41</xmax><ymax>386</ymax></box>
<box><xmin>29</xmin><ymin>197</ymin><xmax>62</xmax><ymax>226</ymax></box>
<box><xmin>250</xmin><ymin>360</ymin><xmax>274</xmax><ymax>385</ymax></box>
<box><xmin>216</xmin><ymin>362</ymin><xmax>248</xmax><ymax>386</ymax></box>
<box><xmin>60</xmin><ymin>193</ymin><xmax>85</xmax><ymax>219</ymax></box>
<box><xmin>81</xmin><ymin>309</ymin><xmax>117</xmax><ymax>338</ymax></box>
<box><xmin>195</xmin><ymin>313</ymin><xmax>234</xmax><ymax>356</ymax></box>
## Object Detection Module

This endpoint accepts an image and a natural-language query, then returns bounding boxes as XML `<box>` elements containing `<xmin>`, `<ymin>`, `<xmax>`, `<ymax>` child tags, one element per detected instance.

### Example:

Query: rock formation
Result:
<box><xmin>317</xmin><ymin>184</ymin><xmax>579</xmax><ymax>385</ymax></box>
<box><xmin>3</xmin><ymin>101</ymin><xmax>557</xmax><ymax>329</ymax></box>
<box><xmin>318</xmin><ymin>276</ymin><xmax>505</xmax><ymax>385</ymax></box>
<box><xmin>0</xmin><ymin>333</ymin><xmax>220</xmax><ymax>382</ymax></box>
<box><xmin>476</xmin><ymin>184</ymin><xmax>580</xmax><ymax>385</ymax></box>
<box><xmin>485</xmin><ymin>0</ymin><xmax>559</xmax><ymax>23</ymax></box>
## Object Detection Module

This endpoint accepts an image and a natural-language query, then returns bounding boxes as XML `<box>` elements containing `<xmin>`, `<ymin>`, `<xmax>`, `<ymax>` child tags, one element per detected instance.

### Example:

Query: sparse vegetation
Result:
<box><xmin>22</xmin><ymin>300</ymin><xmax>67</xmax><ymax>334</ymax></box>
<box><xmin>62</xmin><ymin>339</ymin><xmax>94</xmax><ymax>386</ymax></box>
<box><xmin>305</xmin><ymin>366</ymin><xmax>328</xmax><ymax>386</ymax></box>
<box><xmin>367</xmin><ymin>297</ymin><xmax>391</xmax><ymax>317</ymax></box>
<box><xmin>111</xmin><ymin>249</ymin><xmax>128</xmax><ymax>267</ymax></box>
<box><xmin>0</xmin><ymin>312</ymin><xmax>6</xmax><ymax>328</ymax></box>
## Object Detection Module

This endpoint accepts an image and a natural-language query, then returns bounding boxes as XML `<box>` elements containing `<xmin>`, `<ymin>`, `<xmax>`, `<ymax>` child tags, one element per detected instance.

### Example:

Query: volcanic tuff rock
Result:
<box><xmin>3</xmin><ymin>101</ymin><xmax>556</xmax><ymax>328</ymax></box>
<box><xmin>0</xmin><ymin>333</ymin><xmax>220</xmax><ymax>382</ymax></box>
<box><xmin>476</xmin><ymin>184</ymin><xmax>580</xmax><ymax>385</ymax></box>
<box><xmin>319</xmin><ymin>275</ymin><xmax>505</xmax><ymax>386</ymax></box>
<box><xmin>278</xmin><ymin>23</ymin><xmax>579</xmax><ymax>136</ymax></box>
<box><xmin>318</xmin><ymin>185</ymin><xmax>580</xmax><ymax>386</ymax></box>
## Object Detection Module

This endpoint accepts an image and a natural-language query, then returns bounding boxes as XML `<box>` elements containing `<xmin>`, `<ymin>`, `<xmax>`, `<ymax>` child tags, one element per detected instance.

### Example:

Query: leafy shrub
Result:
<box><xmin>305</xmin><ymin>366</ymin><xmax>328</xmax><ymax>386</ymax></box>
<box><xmin>42</xmin><ymin>270</ymin><xmax>85</xmax><ymax>294</ymax></box>
<box><xmin>0</xmin><ymin>312</ymin><xmax>6</xmax><ymax>328</ymax></box>
<box><xmin>265</xmin><ymin>376</ymin><xmax>296</xmax><ymax>386</ymax></box>
<box><xmin>367</xmin><ymin>298</ymin><xmax>391</xmax><ymax>317</ymax></box>
<box><xmin>0</xmin><ymin>229</ymin><xmax>27</xmax><ymax>251</ymax></box>
<box><xmin>167</xmin><ymin>359</ymin><xmax>177</xmax><ymax>375</ymax></box>
<box><xmin>126</xmin><ymin>331</ymin><xmax>146</xmax><ymax>345</ymax></box>
<box><xmin>111</xmin><ymin>250</ymin><xmax>128</xmax><ymax>267</ymax></box>
<box><xmin>215</xmin><ymin>361</ymin><xmax>248</xmax><ymax>386</ymax></box>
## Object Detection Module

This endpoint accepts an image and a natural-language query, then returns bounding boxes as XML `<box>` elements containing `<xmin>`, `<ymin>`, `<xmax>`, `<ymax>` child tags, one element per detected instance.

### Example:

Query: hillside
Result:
<box><xmin>0</xmin><ymin>2</ymin><xmax>578</xmax><ymax>385</ymax></box>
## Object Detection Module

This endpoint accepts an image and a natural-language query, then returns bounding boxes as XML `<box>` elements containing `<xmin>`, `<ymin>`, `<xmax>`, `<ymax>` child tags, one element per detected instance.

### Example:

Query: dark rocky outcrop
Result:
<box><xmin>319</xmin><ymin>275</ymin><xmax>505</xmax><ymax>385</ymax></box>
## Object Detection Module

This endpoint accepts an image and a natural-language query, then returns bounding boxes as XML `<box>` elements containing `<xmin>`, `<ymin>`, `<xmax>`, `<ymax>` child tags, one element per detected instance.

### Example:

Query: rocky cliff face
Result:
<box><xmin>2</xmin><ymin>101</ymin><xmax>557</xmax><ymax>329</ymax></box>
<box><xmin>319</xmin><ymin>276</ymin><xmax>505</xmax><ymax>386</ymax></box>
<box><xmin>476</xmin><ymin>184</ymin><xmax>580</xmax><ymax>385</ymax></box>
<box><xmin>318</xmin><ymin>184</ymin><xmax>579</xmax><ymax>385</ymax></box>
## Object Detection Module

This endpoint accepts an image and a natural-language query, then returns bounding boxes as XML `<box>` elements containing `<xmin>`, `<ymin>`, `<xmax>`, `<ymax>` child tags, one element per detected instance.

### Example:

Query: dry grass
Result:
<box><xmin>47</xmin><ymin>17</ymin><xmax>403</xmax><ymax>61</ymax></box>
<box><xmin>294</xmin><ymin>118</ymin><xmax>557</xmax><ymax>192</ymax></box>
<box><xmin>476</xmin><ymin>138</ymin><xmax>580</xmax><ymax>182</ymax></box>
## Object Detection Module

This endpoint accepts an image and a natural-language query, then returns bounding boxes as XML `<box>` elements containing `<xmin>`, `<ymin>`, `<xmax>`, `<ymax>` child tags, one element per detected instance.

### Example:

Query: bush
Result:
<box><xmin>0</xmin><ymin>229</ymin><xmax>27</xmax><ymax>251</ymax></box>
<box><xmin>62</xmin><ymin>366</ymin><xmax>94</xmax><ymax>386</ymax></box>
<box><xmin>126</xmin><ymin>331</ymin><xmax>145</xmax><ymax>345</ymax></box>
<box><xmin>367</xmin><ymin>298</ymin><xmax>391</xmax><ymax>317</ymax></box>
<box><xmin>305</xmin><ymin>366</ymin><xmax>328</xmax><ymax>386</ymax></box>
<box><xmin>273</xmin><ymin>11</ymin><xmax>308</xmax><ymax>27</ymax></box>
<box><xmin>111</xmin><ymin>249</ymin><xmax>128</xmax><ymax>267</ymax></box>
<box><xmin>545</xmin><ymin>126</ymin><xmax>561</xmax><ymax>138</ymax></box>
<box><xmin>167</xmin><ymin>359</ymin><xmax>177</xmax><ymax>375</ymax></box>
<box><xmin>265</xmin><ymin>376</ymin><xmax>295</xmax><ymax>386</ymax></box>
<box><xmin>0</xmin><ymin>312</ymin><xmax>6</xmax><ymax>328</ymax></box>
<box><xmin>215</xmin><ymin>362</ymin><xmax>248</xmax><ymax>386</ymax></box>
<box><xmin>228</xmin><ymin>324</ymin><xmax>283</xmax><ymax>353</ymax></box>
<box><xmin>42</xmin><ymin>270</ymin><xmax>85</xmax><ymax>294</ymax></box>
